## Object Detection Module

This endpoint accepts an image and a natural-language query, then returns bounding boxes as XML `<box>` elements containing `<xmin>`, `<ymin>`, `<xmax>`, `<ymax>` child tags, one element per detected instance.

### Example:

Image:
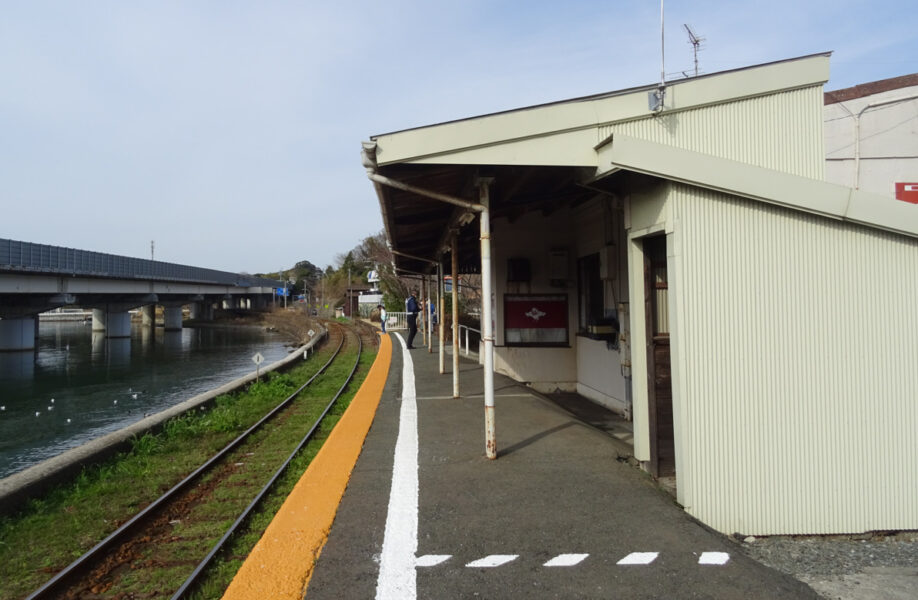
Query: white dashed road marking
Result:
<box><xmin>417</xmin><ymin>551</ymin><xmax>730</xmax><ymax>569</ymax></box>
<box><xmin>416</xmin><ymin>555</ymin><xmax>452</xmax><ymax>567</ymax></box>
<box><xmin>543</xmin><ymin>553</ymin><xmax>590</xmax><ymax>567</ymax></box>
<box><xmin>466</xmin><ymin>555</ymin><xmax>520</xmax><ymax>568</ymax></box>
<box><xmin>617</xmin><ymin>552</ymin><xmax>659</xmax><ymax>565</ymax></box>
<box><xmin>699</xmin><ymin>552</ymin><xmax>731</xmax><ymax>565</ymax></box>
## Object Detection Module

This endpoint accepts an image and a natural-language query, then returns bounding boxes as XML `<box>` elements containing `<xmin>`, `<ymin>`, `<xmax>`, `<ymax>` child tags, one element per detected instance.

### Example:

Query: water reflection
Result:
<box><xmin>0</xmin><ymin>321</ymin><xmax>291</xmax><ymax>478</ymax></box>
<box><xmin>0</xmin><ymin>351</ymin><xmax>34</xmax><ymax>380</ymax></box>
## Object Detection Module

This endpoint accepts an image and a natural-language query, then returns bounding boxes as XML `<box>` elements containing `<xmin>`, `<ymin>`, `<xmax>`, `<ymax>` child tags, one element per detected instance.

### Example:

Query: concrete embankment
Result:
<box><xmin>0</xmin><ymin>327</ymin><xmax>327</xmax><ymax>515</ymax></box>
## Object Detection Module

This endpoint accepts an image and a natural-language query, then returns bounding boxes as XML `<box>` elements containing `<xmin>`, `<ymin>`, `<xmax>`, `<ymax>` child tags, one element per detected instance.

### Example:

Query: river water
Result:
<box><xmin>0</xmin><ymin>321</ymin><xmax>293</xmax><ymax>479</ymax></box>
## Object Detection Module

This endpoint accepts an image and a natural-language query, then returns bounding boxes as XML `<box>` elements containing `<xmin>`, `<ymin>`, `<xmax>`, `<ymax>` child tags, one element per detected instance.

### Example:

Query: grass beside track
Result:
<box><xmin>0</xmin><ymin>334</ymin><xmax>377</xmax><ymax>600</ymax></box>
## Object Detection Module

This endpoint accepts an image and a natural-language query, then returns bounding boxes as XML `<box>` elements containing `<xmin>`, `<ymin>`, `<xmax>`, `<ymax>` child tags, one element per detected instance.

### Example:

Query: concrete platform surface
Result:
<box><xmin>304</xmin><ymin>333</ymin><xmax>818</xmax><ymax>599</ymax></box>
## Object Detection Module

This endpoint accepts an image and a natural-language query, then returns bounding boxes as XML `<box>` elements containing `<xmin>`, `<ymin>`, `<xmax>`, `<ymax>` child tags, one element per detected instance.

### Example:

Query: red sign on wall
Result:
<box><xmin>504</xmin><ymin>294</ymin><xmax>568</xmax><ymax>346</ymax></box>
<box><xmin>895</xmin><ymin>183</ymin><xmax>918</xmax><ymax>204</ymax></box>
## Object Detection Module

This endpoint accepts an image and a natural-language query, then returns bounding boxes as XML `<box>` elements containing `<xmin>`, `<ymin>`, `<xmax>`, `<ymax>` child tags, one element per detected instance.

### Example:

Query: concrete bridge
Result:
<box><xmin>0</xmin><ymin>238</ymin><xmax>279</xmax><ymax>351</ymax></box>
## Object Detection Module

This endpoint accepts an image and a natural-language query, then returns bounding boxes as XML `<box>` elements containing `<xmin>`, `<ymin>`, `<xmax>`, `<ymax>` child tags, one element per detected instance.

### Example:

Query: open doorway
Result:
<box><xmin>643</xmin><ymin>235</ymin><xmax>675</xmax><ymax>480</ymax></box>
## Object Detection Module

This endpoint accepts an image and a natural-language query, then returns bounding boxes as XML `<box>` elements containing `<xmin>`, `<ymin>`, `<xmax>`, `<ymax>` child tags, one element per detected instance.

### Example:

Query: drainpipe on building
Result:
<box><xmin>852</xmin><ymin>94</ymin><xmax>918</xmax><ymax>190</ymax></box>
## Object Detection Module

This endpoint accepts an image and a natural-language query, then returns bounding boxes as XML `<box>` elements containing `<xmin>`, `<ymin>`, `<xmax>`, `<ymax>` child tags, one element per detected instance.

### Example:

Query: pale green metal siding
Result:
<box><xmin>669</xmin><ymin>182</ymin><xmax>918</xmax><ymax>535</ymax></box>
<box><xmin>603</xmin><ymin>86</ymin><xmax>825</xmax><ymax>179</ymax></box>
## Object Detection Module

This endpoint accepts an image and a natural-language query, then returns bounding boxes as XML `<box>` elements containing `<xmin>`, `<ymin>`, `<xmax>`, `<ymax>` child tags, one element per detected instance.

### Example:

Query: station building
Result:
<box><xmin>361</xmin><ymin>53</ymin><xmax>918</xmax><ymax>536</ymax></box>
<box><xmin>824</xmin><ymin>72</ymin><xmax>918</xmax><ymax>200</ymax></box>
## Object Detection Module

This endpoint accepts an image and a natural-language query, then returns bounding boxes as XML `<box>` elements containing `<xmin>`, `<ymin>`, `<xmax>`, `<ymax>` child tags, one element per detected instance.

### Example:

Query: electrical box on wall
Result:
<box><xmin>548</xmin><ymin>249</ymin><xmax>568</xmax><ymax>286</ymax></box>
<box><xmin>507</xmin><ymin>258</ymin><xmax>531</xmax><ymax>282</ymax></box>
<box><xmin>598</xmin><ymin>244</ymin><xmax>616</xmax><ymax>280</ymax></box>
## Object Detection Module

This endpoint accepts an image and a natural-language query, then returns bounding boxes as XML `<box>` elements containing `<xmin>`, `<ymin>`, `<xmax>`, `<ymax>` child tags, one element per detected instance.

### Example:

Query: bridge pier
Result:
<box><xmin>190</xmin><ymin>301</ymin><xmax>215</xmax><ymax>321</ymax></box>
<box><xmin>141</xmin><ymin>305</ymin><xmax>156</xmax><ymax>328</ymax></box>
<box><xmin>163</xmin><ymin>306</ymin><xmax>183</xmax><ymax>331</ymax></box>
<box><xmin>0</xmin><ymin>317</ymin><xmax>37</xmax><ymax>351</ymax></box>
<box><xmin>92</xmin><ymin>309</ymin><xmax>132</xmax><ymax>338</ymax></box>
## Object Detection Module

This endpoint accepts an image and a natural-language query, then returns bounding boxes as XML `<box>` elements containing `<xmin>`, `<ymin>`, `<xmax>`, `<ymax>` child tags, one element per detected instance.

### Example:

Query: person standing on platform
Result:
<box><xmin>405</xmin><ymin>289</ymin><xmax>420</xmax><ymax>349</ymax></box>
<box><xmin>378</xmin><ymin>304</ymin><xmax>387</xmax><ymax>333</ymax></box>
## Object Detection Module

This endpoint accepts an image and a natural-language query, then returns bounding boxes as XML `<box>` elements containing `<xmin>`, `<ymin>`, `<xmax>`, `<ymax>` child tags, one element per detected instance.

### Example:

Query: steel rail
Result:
<box><xmin>172</xmin><ymin>323</ymin><xmax>364</xmax><ymax>598</ymax></box>
<box><xmin>25</xmin><ymin>326</ymin><xmax>345</xmax><ymax>600</ymax></box>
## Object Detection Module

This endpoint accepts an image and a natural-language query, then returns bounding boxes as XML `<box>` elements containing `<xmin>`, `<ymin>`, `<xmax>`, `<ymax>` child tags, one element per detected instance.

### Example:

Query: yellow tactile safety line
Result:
<box><xmin>221</xmin><ymin>333</ymin><xmax>392</xmax><ymax>600</ymax></box>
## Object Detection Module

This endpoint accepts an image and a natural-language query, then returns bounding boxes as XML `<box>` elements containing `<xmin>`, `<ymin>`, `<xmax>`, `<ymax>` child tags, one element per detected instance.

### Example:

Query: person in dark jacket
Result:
<box><xmin>405</xmin><ymin>289</ymin><xmax>420</xmax><ymax>349</ymax></box>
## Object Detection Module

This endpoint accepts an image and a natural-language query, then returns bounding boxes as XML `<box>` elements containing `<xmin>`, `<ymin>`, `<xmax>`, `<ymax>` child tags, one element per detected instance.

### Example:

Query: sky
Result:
<box><xmin>2</xmin><ymin>1</ymin><xmax>915</xmax><ymax>275</ymax></box>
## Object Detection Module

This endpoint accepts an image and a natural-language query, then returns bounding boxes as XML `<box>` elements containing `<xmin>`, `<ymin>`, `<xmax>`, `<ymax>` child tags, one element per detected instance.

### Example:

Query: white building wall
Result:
<box><xmin>491</xmin><ymin>209</ymin><xmax>578</xmax><ymax>390</ymax></box>
<box><xmin>669</xmin><ymin>182</ymin><xmax>918</xmax><ymax>535</ymax></box>
<box><xmin>490</xmin><ymin>197</ymin><xmax>631</xmax><ymax>409</ymax></box>
<box><xmin>603</xmin><ymin>86</ymin><xmax>825</xmax><ymax>179</ymax></box>
<box><xmin>571</xmin><ymin>199</ymin><xmax>629</xmax><ymax>413</ymax></box>
<box><xmin>824</xmin><ymin>84</ymin><xmax>918</xmax><ymax>196</ymax></box>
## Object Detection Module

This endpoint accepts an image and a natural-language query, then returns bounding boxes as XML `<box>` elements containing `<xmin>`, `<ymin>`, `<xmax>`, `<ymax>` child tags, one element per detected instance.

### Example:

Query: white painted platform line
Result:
<box><xmin>375</xmin><ymin>333</ymin><xmax>419</xmax><ymax>600</ymax></box>
<box><xmin>617</xmin><ymin>552</ymin><xmax>659</xmax><ymax>565</ymax></box>
<box><xmin>416</xmin><ymin>555</ymin><xmax>452</xmax><ymax>567</ymax></box>
<box><xmin>698</xmin><ymin>552</ymin><xmax>730</xmax><ymax>565</ymax></box>
<box><xmin>466</xmin><ymin>555</ymin><xmax>519</xmax><ymax>568</ymax></box>
<box><xmin>544</xmin><ymin>553</ymin><xmax>590</xmax><ymax>567</ymax></box>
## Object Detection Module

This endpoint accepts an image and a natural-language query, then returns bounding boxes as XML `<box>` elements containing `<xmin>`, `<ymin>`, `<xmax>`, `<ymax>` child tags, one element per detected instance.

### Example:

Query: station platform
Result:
<box><xmin>225</xmin><ymin>332</ymin><xmax>817</xmax><ymax>599</ymax></box>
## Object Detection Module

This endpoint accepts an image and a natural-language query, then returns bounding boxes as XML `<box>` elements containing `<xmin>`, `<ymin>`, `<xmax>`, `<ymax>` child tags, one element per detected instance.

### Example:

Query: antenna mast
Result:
<box><xmin>683</xmin><ymin>24</ymin><xmax>704</xmax><ymax>77</ymax></box>
<box><xmin>660</xmin><ymin>0</ymin><xmax>665</xmax><ymax>88</ymax></box>
<box><xmin>648</xmin><ymin>0</ymin><xmax>666</xmax><ymax>112</ymax></box>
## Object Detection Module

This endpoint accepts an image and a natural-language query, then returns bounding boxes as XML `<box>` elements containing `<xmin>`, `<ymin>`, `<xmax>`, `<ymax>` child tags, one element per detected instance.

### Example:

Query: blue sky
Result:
<box><xmin>2</xmin><ymin>1</ymin><xmax>915</xmax><ymax>274</ymax></box>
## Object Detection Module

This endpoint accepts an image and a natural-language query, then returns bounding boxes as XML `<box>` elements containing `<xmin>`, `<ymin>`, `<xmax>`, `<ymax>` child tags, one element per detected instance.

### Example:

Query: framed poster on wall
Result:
<box><xmin>504</xmin><ymin>294</ymin><xmax>568</xmax><ymax>346</ymax></box>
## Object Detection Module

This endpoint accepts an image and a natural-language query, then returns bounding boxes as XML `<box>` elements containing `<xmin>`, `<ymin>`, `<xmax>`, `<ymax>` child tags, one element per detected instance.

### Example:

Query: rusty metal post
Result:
<box><xmin>438</xmin><ymin>260</ymin><xmax>445</xmax><ymax>374</ymax></box>
<box><xmin>479</xmin><ymin>178</ymin><xmax>496</xmax><ymax>459</ymax></box>
<box><xmin>422</xmin><ymin>275</ymin><xmax>429</xmax><ymax>347</ymax></box>
<box><xmin>427</xmin><ymin>273</ymin><xmax>433</xmax><ymax>352</ymax></box>
<box><xmin>451</xmin><ymin>232</ymin><xmax>460</xmax><ymax>399</ymax></box>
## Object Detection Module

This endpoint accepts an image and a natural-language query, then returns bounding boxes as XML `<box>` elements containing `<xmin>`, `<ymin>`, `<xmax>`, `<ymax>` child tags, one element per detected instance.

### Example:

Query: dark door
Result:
<box><xmin>644</xmin><ymin>235</ymin><xmax>674</xmax><ymax>479</ymax></box>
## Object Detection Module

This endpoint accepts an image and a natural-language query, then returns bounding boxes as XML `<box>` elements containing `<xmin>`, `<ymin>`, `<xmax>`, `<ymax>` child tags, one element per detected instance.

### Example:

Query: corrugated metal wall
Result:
<box><xmin>670</xmin><ymin>183</ymin><xmax>918</xmax><ymax>534</ymax></box>
<box><xmin>602</xmin><ymin>86</ymin><xmax>825</xmax><ymax>179</ymax></box>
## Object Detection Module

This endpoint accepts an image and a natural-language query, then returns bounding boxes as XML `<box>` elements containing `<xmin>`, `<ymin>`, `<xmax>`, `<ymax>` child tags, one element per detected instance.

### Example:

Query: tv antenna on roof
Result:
<box><xmin>684</xmin><ymin>24</ymin><xmax>705</xmax><ymax>77</ymax></box>
<box><xmin>648</xmin><ymin>0</ymin><xmax>666</xmax><ymax>112</ymax></box>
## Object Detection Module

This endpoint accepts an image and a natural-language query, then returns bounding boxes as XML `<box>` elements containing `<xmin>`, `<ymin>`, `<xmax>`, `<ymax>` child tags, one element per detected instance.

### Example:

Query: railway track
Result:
<box><xmin>23</xmin><ymin>320</ymin><xmax>371</xmax><ymax>600</ymax></box>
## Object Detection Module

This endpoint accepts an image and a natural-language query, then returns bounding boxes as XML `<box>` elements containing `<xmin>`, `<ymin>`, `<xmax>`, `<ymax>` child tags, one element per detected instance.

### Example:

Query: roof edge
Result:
<box><xmin>825</xmin><ymin>73</ymin><xmax>918</xmax><ymax>105</ymax></box>
<box><xmin>597</xmin><ymin>135</ymin><xmax>918</xmax><ymax>239</ymax></box>
<box><xmin>372</xmin><ymin>52</ymin><xmax>833</xmax><ymax>141</ymax></box>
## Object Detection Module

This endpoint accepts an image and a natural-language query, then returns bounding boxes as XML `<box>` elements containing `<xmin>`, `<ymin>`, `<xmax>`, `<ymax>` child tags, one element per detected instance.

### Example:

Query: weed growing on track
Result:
<box><xmin>0</xmin><ymin>337</ymin><xmax>375</xmax><ymax>600</ymax></box>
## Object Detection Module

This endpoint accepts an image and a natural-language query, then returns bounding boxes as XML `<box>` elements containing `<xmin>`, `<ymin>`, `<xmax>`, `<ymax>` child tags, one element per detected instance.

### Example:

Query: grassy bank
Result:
<box><xmin>0</xmin><ymin>337</ymin><xmax>377</xmax><ymax>599</ymax></box>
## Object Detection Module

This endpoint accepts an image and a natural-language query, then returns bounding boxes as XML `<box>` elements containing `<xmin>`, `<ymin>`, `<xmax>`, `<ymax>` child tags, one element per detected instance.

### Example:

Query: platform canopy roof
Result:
<box><xmin>362</xmin><ymin>52</ymin><xmax>916</xmax><ymax>275</ymax></box>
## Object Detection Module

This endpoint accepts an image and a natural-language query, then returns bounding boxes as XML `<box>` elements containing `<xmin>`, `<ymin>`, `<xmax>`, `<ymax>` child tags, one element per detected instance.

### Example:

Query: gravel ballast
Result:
<box><xmin>738</xmin><ymin>532</ymin><xmax>918</xmax><ymax>599</ymax></box>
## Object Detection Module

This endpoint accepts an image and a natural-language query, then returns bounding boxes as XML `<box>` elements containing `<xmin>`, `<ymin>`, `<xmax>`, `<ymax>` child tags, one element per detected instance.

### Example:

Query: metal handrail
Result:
<box><xmin>454</xmin><ymin>324</ymin><xmax>481</xmax><ymax>356</ymax></box>
<box><xmin>382</xmin><ymin>311</ymin><xmax>409</xmax><ymax>331</ymax></box>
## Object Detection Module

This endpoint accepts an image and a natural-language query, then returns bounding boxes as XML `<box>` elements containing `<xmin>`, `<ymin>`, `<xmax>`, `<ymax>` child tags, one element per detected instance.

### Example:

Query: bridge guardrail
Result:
<box><xmin>0</xmin><ymin>238</ymin><xmax>278</xmax><ymax>288</ymax></box>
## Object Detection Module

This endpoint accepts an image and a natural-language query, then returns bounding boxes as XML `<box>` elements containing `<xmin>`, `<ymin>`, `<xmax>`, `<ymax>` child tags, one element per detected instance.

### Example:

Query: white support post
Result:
<box><xmin>427</xmin><ymin>273</ymin><xmax>433</xmax><ymax>352</ymax></box>
<box><xmin>479</xmin><ymin>178</ymin><xmax>496</xmax><ymax>459</ymax></box>
<box><xmin>451</xmin><ymin>233</ymin><xmax>460</xmax><ymax>399</ymax></box>
<box><xmin>438</xmin><ymin>261</ymin><xmax>445</xmax><ymax>374</ymax></box>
